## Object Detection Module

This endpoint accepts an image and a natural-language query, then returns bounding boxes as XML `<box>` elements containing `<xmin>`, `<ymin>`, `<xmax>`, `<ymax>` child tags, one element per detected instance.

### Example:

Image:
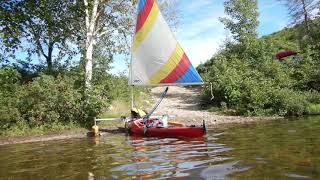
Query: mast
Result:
<box><xmin>129</xmin><ymin>0</ymin><xmax>137</xmax><ymax>110</ymax></box>
<box><xmin>130</xmin><ymin>45</ymin><xmax>133</xmax><ymax>109</ymax></box>
<box><xmin>131</xmin><ymin>86</ymin><xmax>134</xmax><ymax>109</ymax></box>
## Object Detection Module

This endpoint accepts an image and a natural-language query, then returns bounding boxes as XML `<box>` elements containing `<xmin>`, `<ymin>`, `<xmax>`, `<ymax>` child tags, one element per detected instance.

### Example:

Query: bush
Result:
<box><xmin>306</xmin><ymin>104</ymin><xmax>320</xmax><ymax>115</ymax></box>
<box><xmin>0</xmin><ymin>64</ymin><xmax>144</xmax><ymax>134</ymax></box>
<box><xmin>271</xmin><ymin>89</ymin><xmax>309</xmax><ymax>116</ymax></box>
<box><xmin>18</xmin><ymin>75</ymin><xmax>84</xmax><ymax>126</ymax></box>
<box><xmin>0</xmin><ymin>67</ymin><xmax>112</xmax><ymax>133</ymax></box>
<box><xmin>199</xmin><ymin>38</ymin><xmax>319</xmax><ymax>117</ymax></box>
<box><xmin>0</xmin><ymin>67</ymin><xmax>22</xmax><ymax>129</ymax></box>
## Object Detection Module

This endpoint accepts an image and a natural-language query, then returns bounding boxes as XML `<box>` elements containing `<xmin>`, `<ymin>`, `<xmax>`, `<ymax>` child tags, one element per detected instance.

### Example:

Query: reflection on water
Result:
<box><xmin>111</xmin><ymin>136</ymin><xmax>238</xmax><ymax>179</ymax></box>
<box><xmin>0</xmin><ymin>116</ymin><xmax>320</xmax><ymax>179</ymax></box>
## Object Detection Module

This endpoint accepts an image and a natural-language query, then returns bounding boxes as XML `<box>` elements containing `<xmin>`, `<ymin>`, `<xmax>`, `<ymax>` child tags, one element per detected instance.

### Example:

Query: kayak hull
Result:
<box><xmin>127</xmin><ymin>119</ymin><xmax>205</xmax><ymax>138</ymax></box>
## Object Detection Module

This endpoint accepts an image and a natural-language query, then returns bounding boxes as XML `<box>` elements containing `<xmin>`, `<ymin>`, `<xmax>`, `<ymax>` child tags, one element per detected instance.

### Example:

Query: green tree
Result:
<box><xmin>0</xmin><ymin>0</ymin><xmax>81</xmax><ymax>73</ymax></box>
<box><xmin>219</xmin><ymin>0</ymin><xmax>259</xmax><ymax>44</ymax></box>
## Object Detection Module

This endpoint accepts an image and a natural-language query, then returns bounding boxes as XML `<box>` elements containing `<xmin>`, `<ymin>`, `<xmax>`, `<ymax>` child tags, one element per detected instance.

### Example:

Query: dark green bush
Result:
<box><xmin>18</xmin><ymin>75</ymin><xmax>84</xmax><ymax>126</ymax></box>
<box><xmin>0</xmin><ymin>67</ymin><xmax>114</xmax><ymax>132</ymax></box>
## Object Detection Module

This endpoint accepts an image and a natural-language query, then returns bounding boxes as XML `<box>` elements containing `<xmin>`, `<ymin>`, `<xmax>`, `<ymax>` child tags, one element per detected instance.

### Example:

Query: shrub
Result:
<box><xmin>0</xmin><ymin>64</ymin><xmax>145</xmax><ymax>134</ymax></box>
<box><xmin>306</xmin><ymin>104</ymin><xmax>320</xmax><ymax>115</ymax></box>
<box><xmin>0</xmin><ymin>67</ymin><xmax>22</xmax><ymax>129</ymax></box>
<box><xmin>199</xmin><ymin>38</ymin><xmax>319</xmax><ymax>116</ymax></box>
<box><xmin>18</xmin><ymin>74</ymin><xmax>84</xmax><ymax>126</ymax></box>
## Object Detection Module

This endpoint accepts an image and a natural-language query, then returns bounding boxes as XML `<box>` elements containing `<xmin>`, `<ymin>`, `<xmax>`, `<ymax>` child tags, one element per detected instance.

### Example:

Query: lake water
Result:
<box><xmin>1</xmin><ymin>116</ymin><xmax>320</xmax><ymax>179</ymax></box>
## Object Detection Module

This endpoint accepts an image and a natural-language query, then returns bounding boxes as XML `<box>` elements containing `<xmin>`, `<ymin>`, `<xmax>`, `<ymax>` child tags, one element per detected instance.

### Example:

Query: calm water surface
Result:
<box><xmin>1</xmin><ymin>116</ymin><xmax>320</xmax><ymax>179</ymax></box>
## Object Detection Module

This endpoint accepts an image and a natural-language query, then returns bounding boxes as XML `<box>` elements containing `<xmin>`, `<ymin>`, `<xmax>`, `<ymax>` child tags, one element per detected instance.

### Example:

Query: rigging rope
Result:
<box><xmin>210</xmin><ymin>82</ymin><xmax>214</xmax><ymax>100</ymax></box>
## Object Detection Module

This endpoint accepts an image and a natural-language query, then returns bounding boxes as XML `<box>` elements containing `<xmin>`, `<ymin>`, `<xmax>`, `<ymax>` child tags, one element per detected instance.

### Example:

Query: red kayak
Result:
<box><xmin>126</xmin><ymin>119</ymin><xmax>206</xmax><ymax>138</ymax></box>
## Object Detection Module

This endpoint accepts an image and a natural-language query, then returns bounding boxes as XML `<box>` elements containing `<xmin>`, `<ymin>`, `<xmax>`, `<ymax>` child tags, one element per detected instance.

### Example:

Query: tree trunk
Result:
<box><xmin>47</xmin><ymin>41</ymin><xmax>54</xmax><ymax>73</ymax></box>
<box><xmin>85</xmin><ymin>34</ymin><xmax>93</xmax><ymax>88</ymax></box>
<box><xmin>301</xmin><ymin>0</ymin><xmax>310</xmax><ymax>34</ymax></box>
<box><xmin>84</xmin><ymin>0</ymin><xmax>99</xmax><ymax>88</ymax></box>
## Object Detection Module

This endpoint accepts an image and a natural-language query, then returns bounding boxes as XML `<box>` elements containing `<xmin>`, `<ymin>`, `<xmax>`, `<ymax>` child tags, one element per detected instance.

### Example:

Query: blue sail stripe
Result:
<box><xmin>137</xmin><ymin>0</ymin><xmax>146</xmax><ymax>13</ymax></box>
<box><xmin>175</xmin><ymin>65</ymin><xmax>203</xmax><ymax>83</ymax></box>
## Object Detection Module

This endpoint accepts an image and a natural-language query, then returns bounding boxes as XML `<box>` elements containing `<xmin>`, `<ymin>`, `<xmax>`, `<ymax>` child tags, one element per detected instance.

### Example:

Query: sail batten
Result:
<box><xmin>130</xmin><ymin>0</ymin><xmax>203</xmax><ymax>86</ymax></box>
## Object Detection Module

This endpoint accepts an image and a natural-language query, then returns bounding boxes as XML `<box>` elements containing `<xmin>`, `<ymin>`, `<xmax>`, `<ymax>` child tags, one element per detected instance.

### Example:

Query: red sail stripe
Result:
<box><xmin>160</xmin><ymin>53</ymin><xmax>191</xmax><ymax>83</ymax></box>
<box><xmin>135</xmin><ymin>0</ymin><xmax>154</xmax><ymax>33</ymax></box>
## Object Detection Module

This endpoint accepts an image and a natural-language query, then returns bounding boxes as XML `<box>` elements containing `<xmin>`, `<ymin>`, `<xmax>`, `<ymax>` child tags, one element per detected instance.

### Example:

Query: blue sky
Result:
<box><xmin>110</xmin><ymin>0</ymin><xmax>290</xmax><ymax>74</ymax></box>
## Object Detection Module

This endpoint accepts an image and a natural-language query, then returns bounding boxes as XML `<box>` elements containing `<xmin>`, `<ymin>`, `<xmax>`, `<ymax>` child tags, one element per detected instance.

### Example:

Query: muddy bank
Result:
<box><xmin>0</xmin><ymin>129</ymin><xmax>87</xmax><ymax>146</ymax></box>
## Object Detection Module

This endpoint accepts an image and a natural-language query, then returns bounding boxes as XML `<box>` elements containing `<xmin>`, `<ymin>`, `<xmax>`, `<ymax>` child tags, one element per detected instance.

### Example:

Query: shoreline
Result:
<box><xmin>0</xmin><ymin>129</ymin><xmax>88</xmax><ymax>146</ymax></box>
<box><xmin>0</xmin><ymin>86</ymin><xmax>280</xmax><ymax>146</ymax></box>
<box><xmin>0</xmin><ymin>116</ymin><xmax>279</xmax><ymax>146</ymax></box>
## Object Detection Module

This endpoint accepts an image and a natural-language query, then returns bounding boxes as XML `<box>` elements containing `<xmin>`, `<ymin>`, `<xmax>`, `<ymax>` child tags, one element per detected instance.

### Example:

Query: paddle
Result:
<box><xmin>143</xmin><ymin>87</ymin><xmax>169</xmax><ymax>135</ymax></box>
<box><xmin>143</xmin><ymin>117</ymin><xmax>148</xmax><ymax>135</ymax></box>
<box><xmin>203</xmin><ymin>120</ymin><xmax>207</xmax><ymax>134</ymax></box>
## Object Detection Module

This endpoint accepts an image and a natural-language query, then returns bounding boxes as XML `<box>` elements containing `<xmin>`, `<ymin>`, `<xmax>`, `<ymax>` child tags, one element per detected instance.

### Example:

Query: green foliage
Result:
<box><xmin>0</xmin><ymin>0</ymin><xmax>81</xmax><ymax>72</ymax></box>
<box><xmin>306</xmin><ymin>104</ymin><xmax>320</xmax><ymax>115</ymax></box>
<box><xmin>0</xmin><ymin>65</ymin><xmax>139</xmax><ymax>135</ymax></box>
<box><xmin>198</xmin><ymin>1</ymin><xmax>320</xmax><ymax>116</ymax></box>
<box><xmin>0</xmin><ymin>65</ymin><xmax>148</xmax><ymax>136</ymax></box>
<box><xmin>0</xmin><ymin>67</ymin><xmax>22</xmax><ymax>129</ymax></box>
<box><xmin>1</xmin><ymin>121</ymin><xmax>80</xmax><ymax>137</ymax></box>
<box><xmin>18</xmin><ymin>75</ymin><xmax>83</xmax><ymax>126</ymax></box>
<box><xmin>220</xmin><ymin>0</ymin><xmax>259</xmax><ymax>43</ymax></box>
<box><xmin>199</xmin><ymin>40</ymin><xmax>318</xmax><ymax>116</ymax></box>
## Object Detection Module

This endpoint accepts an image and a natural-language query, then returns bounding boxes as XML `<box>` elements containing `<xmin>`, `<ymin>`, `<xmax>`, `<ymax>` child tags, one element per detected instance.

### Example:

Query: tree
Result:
<box><xmin>81</xmin><ymin>0</ymin><xmax>133</xmax><ymax>88</ymax></box>
<box><xmin>279</xmin><ymin>0</ymin><xmax>320</xmax><ymax>35</ymax></box>
<box><xmin>0</xmin><ymin>0</ymin><xmax>81</xmax><ymax>73</ymax></box>
<box><xmin>219</xmin><ymin>0</ymin><xmax>259</xmax><ymax>44</ymax></box>
<box><xmin>219</xmin><ymin>0</ymin><xmax>262</xmax><ymax>64</ymax></box>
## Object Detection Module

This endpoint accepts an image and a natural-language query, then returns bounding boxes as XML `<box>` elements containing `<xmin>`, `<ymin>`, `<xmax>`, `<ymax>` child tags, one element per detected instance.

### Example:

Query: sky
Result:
<box><xmin>110</xmin><ymin>0</ymin><xmax>290</xmax><ymax>74</ymax></box>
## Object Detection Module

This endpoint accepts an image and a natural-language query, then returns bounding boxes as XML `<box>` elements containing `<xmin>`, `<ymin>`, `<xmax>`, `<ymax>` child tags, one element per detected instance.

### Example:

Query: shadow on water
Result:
<box><xmin>1</xmin><ymin>116</ymin><xmax>320</xmax><ymax>179</ymax></box>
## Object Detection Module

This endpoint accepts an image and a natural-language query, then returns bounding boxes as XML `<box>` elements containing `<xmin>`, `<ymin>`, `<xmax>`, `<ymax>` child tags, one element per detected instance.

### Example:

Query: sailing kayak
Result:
<box><xmin>127</xmin><ymin>119</ymin><xmax>205</xmax><ymax>138</ymax></box>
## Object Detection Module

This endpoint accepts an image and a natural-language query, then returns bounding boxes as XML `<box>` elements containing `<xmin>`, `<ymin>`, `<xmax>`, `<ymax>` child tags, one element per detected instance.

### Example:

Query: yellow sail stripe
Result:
<box><xmin>148</xmin><ymin>44</ymin><xmax>184</xmax><ymax>84</ymax></box>
<box><xmin>132</xmin><ymin>2</ymin><xmax>159</xmax><ymax>52</ymax></box>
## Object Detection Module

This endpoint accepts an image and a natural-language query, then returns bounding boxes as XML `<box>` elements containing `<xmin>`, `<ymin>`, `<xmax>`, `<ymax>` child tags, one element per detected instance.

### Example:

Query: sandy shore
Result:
<box><xmin>0</xmin><ymin>86</ymin><xmax>277</xmax><ymax>146</ymax></box>
<box><xmin>150</xmin><ymin>86</ymin><xmax>278</xmax><ymax>126</ymax></box>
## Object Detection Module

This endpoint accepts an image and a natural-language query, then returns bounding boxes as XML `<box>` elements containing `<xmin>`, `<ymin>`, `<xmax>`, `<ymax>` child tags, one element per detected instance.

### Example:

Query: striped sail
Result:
<box><xmin>129</xmin><ymin>0</ymin><xmax>203</xmax><ymax>86</ymax></box>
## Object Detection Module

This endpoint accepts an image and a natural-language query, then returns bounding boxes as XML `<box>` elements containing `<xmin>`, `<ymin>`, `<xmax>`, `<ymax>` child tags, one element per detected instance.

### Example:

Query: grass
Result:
<box><xmin>99</xmin><ymin>100</ymin><xmax>131</xmax><ymax>118</ymax></box>
<box><xmin>95</xmin><ymin>120</ymin><xmax>122</xmax><ymax>128</ymax></box>
<box><xmin>99</xmin><ymin>90</ymin><xmax>153</xmax><ymax>119</ymax></box>
<box><xmin>0</xmin><ymin>121</ymin><xmax>82</xmax><ymax>137</ymax></box>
